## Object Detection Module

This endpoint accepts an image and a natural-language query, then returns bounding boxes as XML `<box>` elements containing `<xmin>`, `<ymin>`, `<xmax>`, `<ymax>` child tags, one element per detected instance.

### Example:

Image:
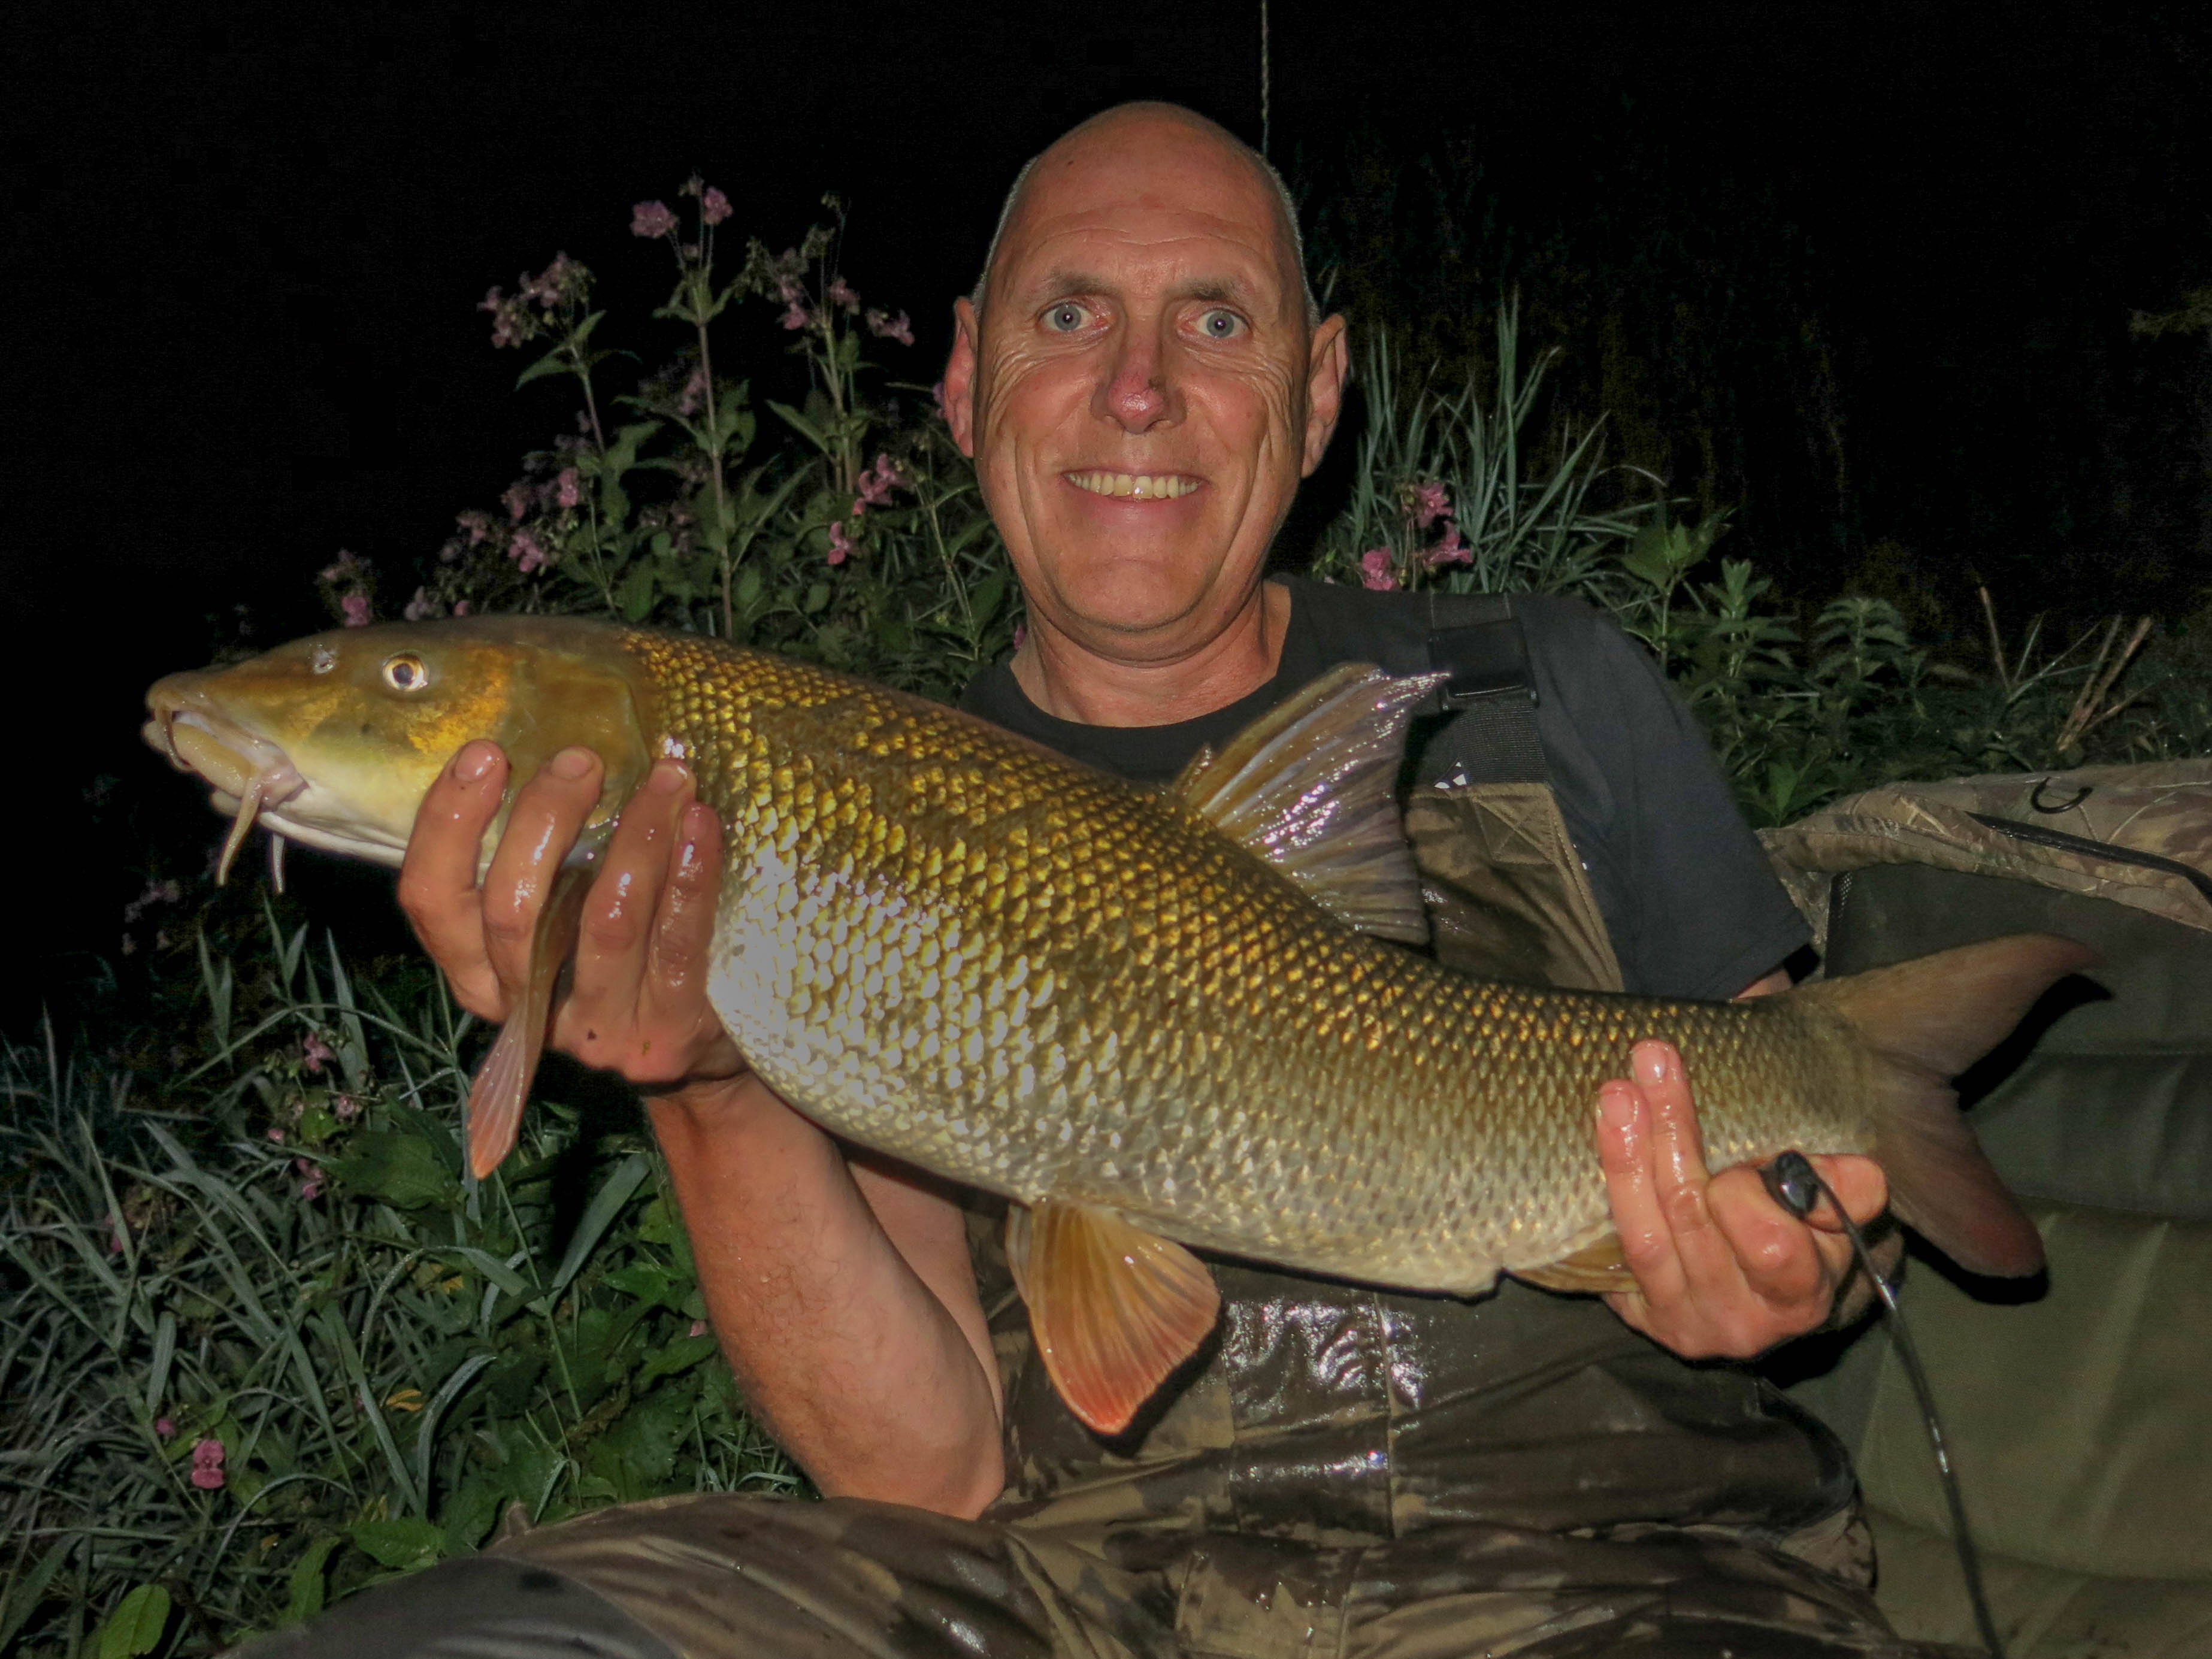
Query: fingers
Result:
<box><xmin>479</xmin><ymin>746</ymin><xmax>604</xmax><ymax>1006</ymax></box>
<box><xmin>647</xmin><ymin>803</ymin><xmax>727</xmax><ymax>1015</ymax></box>
<box><xmin>1597</xmin><ymin>1042</ymin><xmax>1723</xmax><ymax>1312</ymax></box>
<box><xmin>398</xmin><ymin>741</ymin><xmax>509</xmax><ymax>1018</ymax></box>
<box><xmin>1596</xmin><ymin>1040</ymin><xmax>1864</xmax><ymax>1357</ymax></box>
<box><xmin>549</xmin><ymin>766</ymin><xmax>743</xmax><ymax>1086</ymax></box>
<box><xmin>564</xmin><ymin>758</ymin><xmax>692</xmax><ymax>1047</ymax></box>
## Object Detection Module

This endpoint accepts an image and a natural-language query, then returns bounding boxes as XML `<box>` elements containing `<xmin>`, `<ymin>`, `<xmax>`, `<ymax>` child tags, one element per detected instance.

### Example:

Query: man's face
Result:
<box><xmin>945</xmin><ymin>114</ymin><xmax>1347</xmax><ymax>662</ymax></box>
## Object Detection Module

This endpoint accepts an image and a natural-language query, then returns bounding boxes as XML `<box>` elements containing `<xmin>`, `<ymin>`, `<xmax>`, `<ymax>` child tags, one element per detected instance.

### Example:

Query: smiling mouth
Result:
<box><xmin>1065</xmin><ymin>470</ymin><xmax>1202</xmax><ymax>501</ymax></box>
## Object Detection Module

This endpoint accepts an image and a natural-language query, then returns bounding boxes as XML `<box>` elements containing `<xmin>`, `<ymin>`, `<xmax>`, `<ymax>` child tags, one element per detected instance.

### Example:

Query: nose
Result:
<box><xmin>1093</xmin><ymin>322</ymin><xmax>1179</xmax><ymax>434</ymax></box>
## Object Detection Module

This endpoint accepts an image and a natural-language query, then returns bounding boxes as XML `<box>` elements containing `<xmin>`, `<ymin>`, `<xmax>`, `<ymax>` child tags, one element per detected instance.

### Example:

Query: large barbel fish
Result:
<box><xmin>145</xmin><ymin>617</ymin><xmax>2088</xmax><ymax>1433</ymax></box>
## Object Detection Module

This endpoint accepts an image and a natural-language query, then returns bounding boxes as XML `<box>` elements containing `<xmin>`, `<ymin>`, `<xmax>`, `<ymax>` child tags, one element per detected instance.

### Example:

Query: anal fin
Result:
<box><xmin>1004</xmin><ymin>1198</ymin><xmax>1220</xmax><ymax>1436</ymax></box>
<box><xmin>466</xmin><ymin>864</ymin><xmax>592</xmax><ymax>1180</ymax></box>
<box><xmin>1513</xmin><ymin>1233</ymin><xmax>1635</xmax><ymax>1294</ymax></box>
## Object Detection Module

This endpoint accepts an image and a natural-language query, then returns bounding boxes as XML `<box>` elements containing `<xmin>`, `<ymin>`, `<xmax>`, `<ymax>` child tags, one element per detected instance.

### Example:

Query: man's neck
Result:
<box><xmin>1010</xmin><ymin>579</ymin><xmax>1291</xmax><ymax>728</ymax></box>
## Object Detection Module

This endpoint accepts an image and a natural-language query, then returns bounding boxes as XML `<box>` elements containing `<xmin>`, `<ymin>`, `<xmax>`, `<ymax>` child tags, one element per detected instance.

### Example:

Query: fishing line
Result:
<box><xmin>1762</xmin><ymin>1149</ymin><xmax>2007</xmax><ymax>1659</ymax></box>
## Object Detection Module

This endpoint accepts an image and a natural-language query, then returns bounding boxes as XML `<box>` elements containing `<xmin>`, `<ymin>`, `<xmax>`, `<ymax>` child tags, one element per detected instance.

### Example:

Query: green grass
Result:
<box><xmin>1</xmin><ymin>910</ymin><xmax>791</xmax><ymax>1657</ymax></box>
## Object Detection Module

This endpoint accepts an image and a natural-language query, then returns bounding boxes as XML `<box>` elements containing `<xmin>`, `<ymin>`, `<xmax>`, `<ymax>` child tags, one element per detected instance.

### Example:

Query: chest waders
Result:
<box><xmin>237</xmin><ymin>599</ymin><xmax>1968</xmax><ymax>1659</ymax></box>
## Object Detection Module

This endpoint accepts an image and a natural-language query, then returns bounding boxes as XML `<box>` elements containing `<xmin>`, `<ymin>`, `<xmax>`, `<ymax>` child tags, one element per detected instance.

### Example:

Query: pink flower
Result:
<box><xmin>701</xmin><ymin>186</ymin><xmax>731</xmax><ymax>226</ymax></box>
<box><xmin>631</xmin><ymin>201</ymin><xmax>677</xmax><ymax>239</ymax></box>
<box><xmin>302</xmin><ymin>1033</ymin><xmax>335</xmax><ymax>1073</ymax></box>
<box><xmin>775</xmin><ymin>274</ymin><xmax>806</xmax><ymax>305</ymax></box>
<box><xmin>676</xmin><ymin>365</ymin><xmax>709</xmax><ymax>417</ymax></box>
<box><xmin>1424</xmin><ymin>520</ymin><xmax>1472</xmax><ymax>567</ymax></box>
<box><xmin>688</xmin><ymin>1319</ymin><xmax>709</xmax><ymax>1338</ymax></box>
<box><xmin>779</xmin><ymin>301</ymin><xmax>810</xmax><ymax>331</ymax></box>
<box><xmin>1360</xmin><ymin>547</ymin><xmax>1398</xmax><ymax>591</ymax></box>
<box><xmin>402</xmin><ymin>586</ymin><xmax>440</xmax><ymax>622</ymax></box>
<box><xmin>452</xmin><ymin>600</ymin><xmax>472</xmax><ymax>616</ymax></box>
<box><xmin>827</xmin><ymin>520</ymin><xmax>854</xmax><ymax>566</ymax></box>
<box><xmin>190</xmin><ymin>1438</ymin><xmax>225</xmax><ymax>1490</ymax></box>
<box><xmin>320</xmin><ymin>550</ymin><xmax>363</xmax><ymax>583</ymax></box>
<box><xmin>1410</xmin><ymin>480</ymin><xmax>1451</xmax><ymax>530</ymax></box>
<box><xmin>458</xmin><ymin>510</ymin><xmax>495</xmax><ymax>547</ymax></box>
<box><xmin>340</xmin><ymin>595</ymin><xmax>372</xmax><ymax>628</ymax></box>
<box><xmin>852</xmin><ymin>453</ymin><xmax>904</xmax><ymax>514</ymax></box>
<box><xmin>265</xmin><ymin>1126</ymin><xmax>286</xmax><ymax>1143</ymax></box>
<box><xmin>930</xmin><ymin>380</ymin><xmax>950</xmax><ymax>423</ymax></box>
<box><xmin>825</xmin><ymin>277</ymin><xmax>860</xmax><ymax>314</ymax></box>
<box><xmin>522</xmin><ymin>253</ymin><xmax>585</xmax><ymax>310</ymax></box>
<box><xmin>333</xmin><ymin>1093</ymin><xmax>360</xmax><ymax>1120</ymax></box>
<box><xmin>556</xmin><ymin>467</ymin><xmax>581</xmax><ymax>508</ymax></box>
<box><xmin>295</xmin><ymin>1158</ymin><xmax>323</xmax><ymax>1201</ymax></box>
<box><xmin>510</xmin><ymin>531</ymin><xmax>549</xmax><ymax>574</ymax></box>
<box><xmin>866</xmin><ymin>308</ymin><xmax>913</xmax><ymax>346</ymax></box>
<box><xmin>503</xmin><ymin>483</ymin><xmax>532</xmax><ymax>523</ymax></box>
<box><xmin>477</xmin><ymin>288</ymin><xmax>528</xmax><ymax>349</ymax></box>
<box><xmin>155</xmin><ymin>1417</ymin><xmax>176</xmax><ymax>1440</ymax></box>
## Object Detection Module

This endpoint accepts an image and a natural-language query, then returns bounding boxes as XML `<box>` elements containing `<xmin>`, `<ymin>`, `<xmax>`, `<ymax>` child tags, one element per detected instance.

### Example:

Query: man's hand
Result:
<box><xmin>397</xmin><ymin>740</ymin><xmax>742</xmax><ymax>1091</ymax></box>
<box><xmin>1594</xmin><ymin>1039</ymin><xmax>1888</xmax><ymax>1358</ymax></box>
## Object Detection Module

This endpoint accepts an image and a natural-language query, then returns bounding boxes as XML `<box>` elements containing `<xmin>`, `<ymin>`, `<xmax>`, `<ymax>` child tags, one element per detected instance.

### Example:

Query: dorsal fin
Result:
<box><xmin>1169</xmin><ymin>663</ymin><xmax>1446</xmax><ymax>943</ymax></box>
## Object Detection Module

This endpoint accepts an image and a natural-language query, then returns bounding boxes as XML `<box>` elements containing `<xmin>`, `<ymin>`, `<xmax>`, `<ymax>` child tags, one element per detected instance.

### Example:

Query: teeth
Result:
<box><xmin>1066</xmin><ymin>470</ymin><xmax>1200</xmax><ymax>500</ymax></box>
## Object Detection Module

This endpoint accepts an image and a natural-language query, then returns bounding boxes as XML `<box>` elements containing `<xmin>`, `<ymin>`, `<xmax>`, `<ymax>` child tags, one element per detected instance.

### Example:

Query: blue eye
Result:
<box><xmin>1045</xmin><ymin>302</ymin><xmax>1088</xmax><ymax>332</ymax></box>
<box><xmin>1199</xmin><ymin>308</ymin><xmax>1244</xmax><ymax>339</ymax></box>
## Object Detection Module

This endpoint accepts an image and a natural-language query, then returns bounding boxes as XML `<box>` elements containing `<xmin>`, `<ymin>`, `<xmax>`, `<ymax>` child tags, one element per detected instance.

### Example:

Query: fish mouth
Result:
<box><xmin>144</xmin><ymin>684</ymin><xmax>406</xmax><ymax>880</ymax></box>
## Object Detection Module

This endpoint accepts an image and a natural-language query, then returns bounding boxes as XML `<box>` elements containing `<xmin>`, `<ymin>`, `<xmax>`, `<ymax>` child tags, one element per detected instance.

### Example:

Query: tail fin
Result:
<box><xmin>1796</xmin><ymin>933</ymin><xmax>2097</xmax><ymax>1277</ymax></box>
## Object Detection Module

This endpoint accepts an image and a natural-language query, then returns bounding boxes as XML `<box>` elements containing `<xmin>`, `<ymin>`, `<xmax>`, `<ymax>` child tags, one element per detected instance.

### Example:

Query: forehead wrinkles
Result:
<box><xmin>1001</xmin><ymin>214</ymin><xmax>1296</xmax><ymax>317</ymax></box>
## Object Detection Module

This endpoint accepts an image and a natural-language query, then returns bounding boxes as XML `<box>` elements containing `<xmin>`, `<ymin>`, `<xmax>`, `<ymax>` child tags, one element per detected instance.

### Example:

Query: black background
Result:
<box><xmin>6</xmin><ymin>1</ymin><xmax>2208</xmax><ymax>1024</ymax></box>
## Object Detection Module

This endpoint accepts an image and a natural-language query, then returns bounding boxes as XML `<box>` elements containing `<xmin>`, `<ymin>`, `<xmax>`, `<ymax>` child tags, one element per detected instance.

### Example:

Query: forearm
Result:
<box><xmin>646</xmin><ymin>1076</ymin><xmax>1006</xmax><ymax>1517</ymax></box>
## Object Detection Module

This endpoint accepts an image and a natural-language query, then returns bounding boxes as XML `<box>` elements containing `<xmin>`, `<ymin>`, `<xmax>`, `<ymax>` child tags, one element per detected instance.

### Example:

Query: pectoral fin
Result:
<box><xmin>1004</xmin><ymin>1198</ymin><xmax>1221</xmax><ymax>1436</ymax></box>
<box><xmin>1168</xmin><ymin>662</ymin><xmax>1447</xmax><ymax>944</ymax></box>
<box><xmin>465</xmin><ymin>864</ymin><xmax>593</xmax><ymax>1180</ymax></box>
<box><xmin>1513</xmin><ymin>1233</ymin><xmax>1635</xmax><ymax>1293</ymax></box>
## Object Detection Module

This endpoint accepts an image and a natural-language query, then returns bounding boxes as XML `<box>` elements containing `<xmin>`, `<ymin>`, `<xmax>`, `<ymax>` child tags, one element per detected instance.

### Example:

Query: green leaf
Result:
<box><xmin>617</xmin><ymin>562</ymin><xmax>658</xmax><ymax>622</ymax></box>
<box><xmin>767</xmin><ymin>399</ymin><xmax>827</xmax><ymax>453</ymax></box>
<box><xmin>603</xmin><ymin>1262</ymin><xmax>675</xmax><ymax>1308</ymax></box>
<box><xmin>94</xmin><ymin>1583</ymin><xmax>171</xmax><ymax>1659</ymax></box>
<box><xmin>350</xmin><ymin>1515</ymin><xmax>446</xmax><ymax>1571</ymax></box>
<box><xmin>514</xmin><ymin>350</ymin><xmax>571</xmax><ymax>389</ymax></box>
<box><xmin>804</xmin><ymin>582</ymin><xmax>831</xmax><ymax>615</ymax></box>
<box><xmin>283</xmin><ymin>1535</ymin><xmax>342</xmax><ymax>1624</ymax></box>
<box><xmin>329</xmin><ymin>1131</ymin><xmax>464</xmax><ymax>1210</ymax></box>
<box><xmin>547</xmin><ymin>1153</ymin><xmax>652</xmax><ymax>1296</ymax></box>
<box><xmin>636</xmin><ymin>1331</ymin><xmax>719</xmax><ymax>1385</ymax></box>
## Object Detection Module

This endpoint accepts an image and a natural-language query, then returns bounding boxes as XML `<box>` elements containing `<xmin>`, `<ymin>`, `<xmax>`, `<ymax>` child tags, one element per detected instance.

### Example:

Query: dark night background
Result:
<box><xmin>5</xmin><ymin>1</ymin><xmax>2208</xmax><ymax>1030</ymax></box>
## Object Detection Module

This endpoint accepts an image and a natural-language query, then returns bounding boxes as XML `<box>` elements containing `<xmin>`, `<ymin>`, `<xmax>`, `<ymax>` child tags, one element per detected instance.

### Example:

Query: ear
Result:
<box><xmin>945</xmin><ymin>296</ymin><xmax>982</xmax><ymax>458</ymax></box>
<box><xmin>1301</xmin><ymin>313</ymin><xmax>1350</xmax><ymax>477</ymax></box>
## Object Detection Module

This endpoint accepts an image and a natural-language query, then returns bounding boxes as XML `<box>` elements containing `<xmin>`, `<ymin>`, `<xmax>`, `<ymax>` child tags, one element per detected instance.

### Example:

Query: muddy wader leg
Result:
<box><xmin>226</xmin><ymin>1554</ymin><xmax>680</xmax><ymax>1659</ymax></box>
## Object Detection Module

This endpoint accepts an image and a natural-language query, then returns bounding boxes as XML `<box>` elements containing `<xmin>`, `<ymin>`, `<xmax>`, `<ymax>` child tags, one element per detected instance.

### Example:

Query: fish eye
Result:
<box><xmin>382</xmin><ymin>653</ymin><xmax>431</xmax><ymax>693</ymax></box>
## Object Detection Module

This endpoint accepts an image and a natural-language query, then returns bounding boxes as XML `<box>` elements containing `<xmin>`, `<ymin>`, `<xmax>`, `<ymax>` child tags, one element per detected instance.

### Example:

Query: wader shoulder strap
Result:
<box><xmin>1423</xmin><ymin>591</ymin><xmax>1547</xmax><ymax>788</ymax></box>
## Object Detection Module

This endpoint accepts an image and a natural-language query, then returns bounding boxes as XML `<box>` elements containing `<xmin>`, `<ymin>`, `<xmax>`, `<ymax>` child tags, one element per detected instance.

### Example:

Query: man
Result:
<box><xmin>264</xmin><ymin>104</ymin><xmax>1927</xmax><ymax>1658</ymax></box>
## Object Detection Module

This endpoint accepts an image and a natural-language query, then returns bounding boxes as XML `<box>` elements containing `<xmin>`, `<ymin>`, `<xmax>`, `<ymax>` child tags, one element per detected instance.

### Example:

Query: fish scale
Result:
<box><xmin>609</xmin><ymin>628</ymin><xmax>1871</xmax><ymax>1296</ymax></box>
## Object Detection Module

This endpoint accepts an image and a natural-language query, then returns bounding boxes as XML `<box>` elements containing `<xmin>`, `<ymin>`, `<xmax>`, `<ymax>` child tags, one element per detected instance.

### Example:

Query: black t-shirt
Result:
<box><xmin>959</xmin><ymin>576</ymin><xmax>1808</xmax><ymax>1000</ymax></box>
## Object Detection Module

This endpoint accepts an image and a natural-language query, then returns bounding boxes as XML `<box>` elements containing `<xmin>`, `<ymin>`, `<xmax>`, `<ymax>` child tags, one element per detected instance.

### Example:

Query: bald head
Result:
<box><xmin>973</xmin><ymin>104</ymin><xmax>1319</xmax><ymax>326</ymax></box>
